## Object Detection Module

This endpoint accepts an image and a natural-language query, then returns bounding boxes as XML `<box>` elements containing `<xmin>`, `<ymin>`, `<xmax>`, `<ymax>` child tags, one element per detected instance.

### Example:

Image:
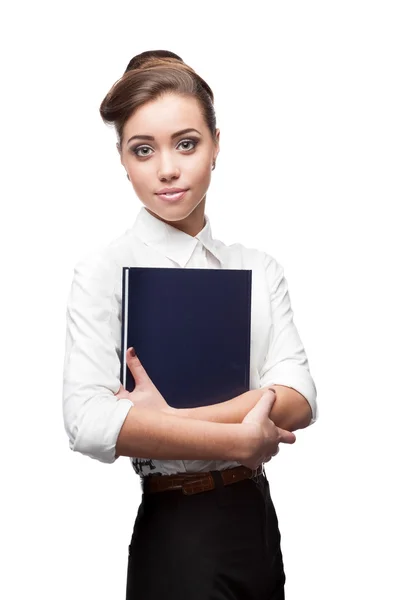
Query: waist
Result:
<box><xmin>141</xmin><ymin>464</ymin><xmax>264</xmax><ymax>496</ymax></box>
<box><xmin>132</xmin><ymin>458</ymin><xmax>243</xmax><ymax>479</ymax></box>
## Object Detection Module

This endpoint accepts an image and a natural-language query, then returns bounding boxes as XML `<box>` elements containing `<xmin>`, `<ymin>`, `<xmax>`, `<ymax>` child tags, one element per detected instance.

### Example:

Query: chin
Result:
<box><xmin>147</xmin><ymin>198</ymin><xmax>196</xmax><ymax>216</ymax></box>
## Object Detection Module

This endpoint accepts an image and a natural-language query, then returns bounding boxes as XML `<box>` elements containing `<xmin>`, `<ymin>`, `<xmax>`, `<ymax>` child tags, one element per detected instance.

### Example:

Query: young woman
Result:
<box><xmin>63</xmin><ymin>49</ymin><xmax>318</xmax><ymax>599</ymax></box>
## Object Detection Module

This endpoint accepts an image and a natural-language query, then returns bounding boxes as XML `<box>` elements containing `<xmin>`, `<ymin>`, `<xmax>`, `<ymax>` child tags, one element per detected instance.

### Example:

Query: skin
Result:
<box><xmin>117</xmin><ymin>92</ymin><xmax>220</xmax><ymax>238</ymax></box>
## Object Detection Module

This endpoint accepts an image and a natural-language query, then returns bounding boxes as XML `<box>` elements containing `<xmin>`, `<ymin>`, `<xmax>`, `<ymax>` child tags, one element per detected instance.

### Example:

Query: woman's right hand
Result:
<box><xmin>115</xmin><ymin>347</ymin><xmax>174</xmax><ymax>414</ymax></box>
<box><xmin>239</xmin><ymin>388</ymin><xmax>296</xmax><ymax>470</ymax></box>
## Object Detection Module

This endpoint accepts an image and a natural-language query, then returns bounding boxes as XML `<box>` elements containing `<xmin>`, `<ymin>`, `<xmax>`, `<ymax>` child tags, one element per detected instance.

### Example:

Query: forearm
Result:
<box><xmin>175</xmin><ymin>389</ymin><xmax>264</xmax><ymax>424</ymax></box>
<box><xmin>174</xmin><ymin>385</ymin><xmax>312</xmax><ymax>431</ymax></box>
<box><xmin>267</xmin><ymin>385</ymin><xmax>313</xmax><ymax>430</ymax></box>
<box><xmin>115</xmin><ymin>405</ymin><xmax>248</xmax><ymax>461</ymax></box>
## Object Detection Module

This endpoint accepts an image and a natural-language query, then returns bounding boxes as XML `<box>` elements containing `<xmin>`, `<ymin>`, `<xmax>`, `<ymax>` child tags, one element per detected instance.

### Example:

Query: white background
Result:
<box><xmin>2</xmin><ymin>1</ymin><xmax>398</xmax><ymax>598</ymax></box>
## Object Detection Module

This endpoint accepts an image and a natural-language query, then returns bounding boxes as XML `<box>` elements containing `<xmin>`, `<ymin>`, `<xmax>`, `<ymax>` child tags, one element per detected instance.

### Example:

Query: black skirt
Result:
<box><xmin>125</xmin><ymin>469</ymin><xmax>285</xmax><ymax>599</ymax></box>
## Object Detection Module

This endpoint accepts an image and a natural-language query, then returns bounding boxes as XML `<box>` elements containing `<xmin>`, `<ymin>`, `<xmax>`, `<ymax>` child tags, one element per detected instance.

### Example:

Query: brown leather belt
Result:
<box><xmin>142</xmin><ymin>464</ymin><xmax>264</xmax><ymax>496</ymax></box>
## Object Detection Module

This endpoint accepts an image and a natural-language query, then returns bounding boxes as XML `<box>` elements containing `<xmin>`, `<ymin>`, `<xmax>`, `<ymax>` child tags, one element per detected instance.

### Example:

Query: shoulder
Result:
<box><xmin>73</xmin><ymin>227</ymin><xmax>136</xmax><ymax>279</ymax></box>
<box><xmin>214</xmin><ymin>236</ymin><xmax>283</xmax><ymax>276</ymax></box>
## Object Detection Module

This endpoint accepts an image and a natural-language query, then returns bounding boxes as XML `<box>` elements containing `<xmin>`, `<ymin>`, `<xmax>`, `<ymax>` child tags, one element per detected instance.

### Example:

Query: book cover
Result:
<box><xmin>120</xmin><ymin>267</ymin><xmax>252</xmax><ymax>409</ymax></box>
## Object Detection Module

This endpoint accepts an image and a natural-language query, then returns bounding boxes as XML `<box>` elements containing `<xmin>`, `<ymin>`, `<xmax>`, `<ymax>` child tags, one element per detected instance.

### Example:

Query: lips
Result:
<box><xmin>156</xmin><ymin>189</ymin><xmax>188</xmax><ymax>202</ymax></box>
<box><xmin>156</xmin><ymin>188</ymin><xmax>188</xmax><ymax>194</ymax></box>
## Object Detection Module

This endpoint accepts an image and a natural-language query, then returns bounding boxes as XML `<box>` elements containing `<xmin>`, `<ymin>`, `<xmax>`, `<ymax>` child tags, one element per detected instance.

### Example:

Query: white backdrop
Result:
<box><xmin>2</xmin><ymin>1</ymin><xmax>398</xmax><ymax>598</ymax></box>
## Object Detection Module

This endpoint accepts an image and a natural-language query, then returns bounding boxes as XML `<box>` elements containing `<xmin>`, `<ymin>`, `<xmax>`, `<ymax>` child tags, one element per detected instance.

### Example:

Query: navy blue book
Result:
<box><xmin>120</xmin><ymin>267</ymin><xmax>252</xmax><ymax>409</ymax></box>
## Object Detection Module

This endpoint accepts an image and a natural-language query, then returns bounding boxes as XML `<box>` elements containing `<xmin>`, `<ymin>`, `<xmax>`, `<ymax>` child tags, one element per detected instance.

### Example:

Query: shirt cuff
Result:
<box><xmin>69</xmin><ymin>397</ymin><xmax>135</xmax><ymax>463</ymax></box>
<box><xmin>260</xmin><ymin>365</ymin><xmax>318</xmax><ymax>425</ymax></box>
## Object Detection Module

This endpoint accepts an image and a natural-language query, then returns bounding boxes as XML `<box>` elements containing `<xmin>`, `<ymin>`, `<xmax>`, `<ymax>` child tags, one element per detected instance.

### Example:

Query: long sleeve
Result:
<box><xmin>62</xmin><ymin>252</ymin><xmax>134</xmax><ymax>463</ymax></box>
<box><xmin>259</xmin><ymin>255</ymin><xmax>318</xmax><ymax>425</ymax></box>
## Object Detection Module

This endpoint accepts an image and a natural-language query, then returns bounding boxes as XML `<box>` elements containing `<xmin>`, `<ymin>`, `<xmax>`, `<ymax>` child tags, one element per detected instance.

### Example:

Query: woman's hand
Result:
<box><xmin>115</xmin><ymin>347</ymin><xmax>176</xmax><ymax>415</ymax></box>
<box><xmin>239</xmin><ymin>388</ymin><xmax>296</xmax><ymax>470</ymax></box>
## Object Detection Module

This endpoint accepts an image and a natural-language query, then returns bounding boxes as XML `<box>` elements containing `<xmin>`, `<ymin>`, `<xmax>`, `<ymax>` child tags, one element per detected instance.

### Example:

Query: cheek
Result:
<box><xmin>187</xmin><ymin>159</ymin><xmax>211</xmax><ymax>184</ymax></box>
<box><xmin>127</xmin><ymin>164</ymin><xmax>150</xmax><ymax>188</ymax></box>
<box><xmin>128</xmin><ymin>174</ymin><xmax>148</xmax><ymax>198</ymax></box>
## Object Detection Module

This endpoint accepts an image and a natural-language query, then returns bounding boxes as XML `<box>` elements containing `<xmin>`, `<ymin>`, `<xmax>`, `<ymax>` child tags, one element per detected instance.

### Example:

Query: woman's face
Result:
<box><xmin>118</xmin><ymin>93</ymin><xmax>219</xmax><ymax>236</ymax></box>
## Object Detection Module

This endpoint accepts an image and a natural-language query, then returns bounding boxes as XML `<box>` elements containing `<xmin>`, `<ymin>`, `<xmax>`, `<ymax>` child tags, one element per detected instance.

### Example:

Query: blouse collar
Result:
<box><xmin>130</xmin><ymin>206</ymin><xmax>223</xmax><ymax>267</ymax></box>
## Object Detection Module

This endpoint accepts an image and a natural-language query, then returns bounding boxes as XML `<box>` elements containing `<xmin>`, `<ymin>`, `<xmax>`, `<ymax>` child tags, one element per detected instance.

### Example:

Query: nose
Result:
<box><xmin>157</xmin><ymin>152</ymin><xmax>180</xmax><ymax>181</ymax></box>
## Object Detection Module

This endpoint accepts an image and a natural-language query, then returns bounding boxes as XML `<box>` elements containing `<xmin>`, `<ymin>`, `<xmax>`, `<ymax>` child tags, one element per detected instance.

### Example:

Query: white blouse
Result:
<box><xmin>62</xmin><ymin>206</ymin><xmax>318</xmax><ymax>477</ymax></box>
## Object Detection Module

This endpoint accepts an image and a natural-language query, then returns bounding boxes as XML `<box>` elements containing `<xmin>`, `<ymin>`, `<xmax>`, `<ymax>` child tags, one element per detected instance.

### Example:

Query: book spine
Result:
<box><xmin>120</xmin><ymin>267</ymin><xmax>129</xmax><ymax>388</ymax></box>
<box><xmin>246</xmin><ymin>270</ymin><xmax>252</xmax><ymax>389</ymax></box>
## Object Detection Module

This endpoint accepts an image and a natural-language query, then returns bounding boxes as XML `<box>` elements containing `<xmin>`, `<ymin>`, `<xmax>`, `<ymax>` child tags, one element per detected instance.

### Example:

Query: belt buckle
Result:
<box><xmin>182</xmin><ymin>473</ymin><xmax>215</xmax><ymax>495</ymax></box>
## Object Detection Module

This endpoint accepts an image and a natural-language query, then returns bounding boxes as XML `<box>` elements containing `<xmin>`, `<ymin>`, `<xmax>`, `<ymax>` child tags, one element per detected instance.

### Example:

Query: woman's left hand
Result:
<box><xmin>115</xmin><ymin>347</ymin><xmax>177</xmax><ymax>415</ymax></box>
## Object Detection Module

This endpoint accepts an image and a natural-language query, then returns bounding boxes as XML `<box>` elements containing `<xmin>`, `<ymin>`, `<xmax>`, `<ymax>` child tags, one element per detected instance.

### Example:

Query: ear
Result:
<box><xmin>214</xmin><ymin>128</ymin><xmax>220</xmax><ymax>161</ymax></box>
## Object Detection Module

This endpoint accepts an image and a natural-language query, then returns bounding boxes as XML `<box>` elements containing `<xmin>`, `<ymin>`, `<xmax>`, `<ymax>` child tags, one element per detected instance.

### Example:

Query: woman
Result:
<box><xmin>63</xmin><ymin>49</ymin><xmax>318</xmax><ymax>599</ymax></box>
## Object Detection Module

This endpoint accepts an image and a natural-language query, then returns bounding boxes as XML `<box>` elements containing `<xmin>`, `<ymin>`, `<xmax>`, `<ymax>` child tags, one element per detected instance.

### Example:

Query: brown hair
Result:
<box><xmin>99</xmin><ymin>50</ymin><xmax>217</xmax><ymax>149</ymax></box>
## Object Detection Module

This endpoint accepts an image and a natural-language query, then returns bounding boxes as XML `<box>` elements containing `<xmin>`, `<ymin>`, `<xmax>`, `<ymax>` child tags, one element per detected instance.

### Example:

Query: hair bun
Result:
<box><xmin>124</xmin><ymin>50</ymin><xmax>184</xmax><ymax>74</ymax></box>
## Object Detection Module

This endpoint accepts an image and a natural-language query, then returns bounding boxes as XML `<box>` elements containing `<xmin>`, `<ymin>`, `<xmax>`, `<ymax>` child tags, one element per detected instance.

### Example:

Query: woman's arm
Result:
<box><xmin>115</xmin><ymin>405</ymin><xmax>249</xmax><ymax>461</ymax></box>
<box><xmin>168</xmin><ymin>385</ymin><xmax>312</xmax><ymax>431</ymax></box>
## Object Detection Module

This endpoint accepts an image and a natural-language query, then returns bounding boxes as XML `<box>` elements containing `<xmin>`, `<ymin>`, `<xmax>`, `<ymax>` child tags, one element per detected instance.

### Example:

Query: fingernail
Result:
<box><xmin>268</xmin><ymin>387</ymin><xmax>276</xmax><ymax>394</ymax></box>
<box><xmin>130</xmin><ymin>347</ymin><xmax>136</xmax><ymax>357</ymax></box>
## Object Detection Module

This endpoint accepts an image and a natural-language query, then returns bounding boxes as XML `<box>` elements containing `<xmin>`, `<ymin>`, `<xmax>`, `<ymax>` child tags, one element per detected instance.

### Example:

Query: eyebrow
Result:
<box><xmin>126</xmin><ymin>128</ymin><xmax>202</xmax><ymax>145</ymax></box>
